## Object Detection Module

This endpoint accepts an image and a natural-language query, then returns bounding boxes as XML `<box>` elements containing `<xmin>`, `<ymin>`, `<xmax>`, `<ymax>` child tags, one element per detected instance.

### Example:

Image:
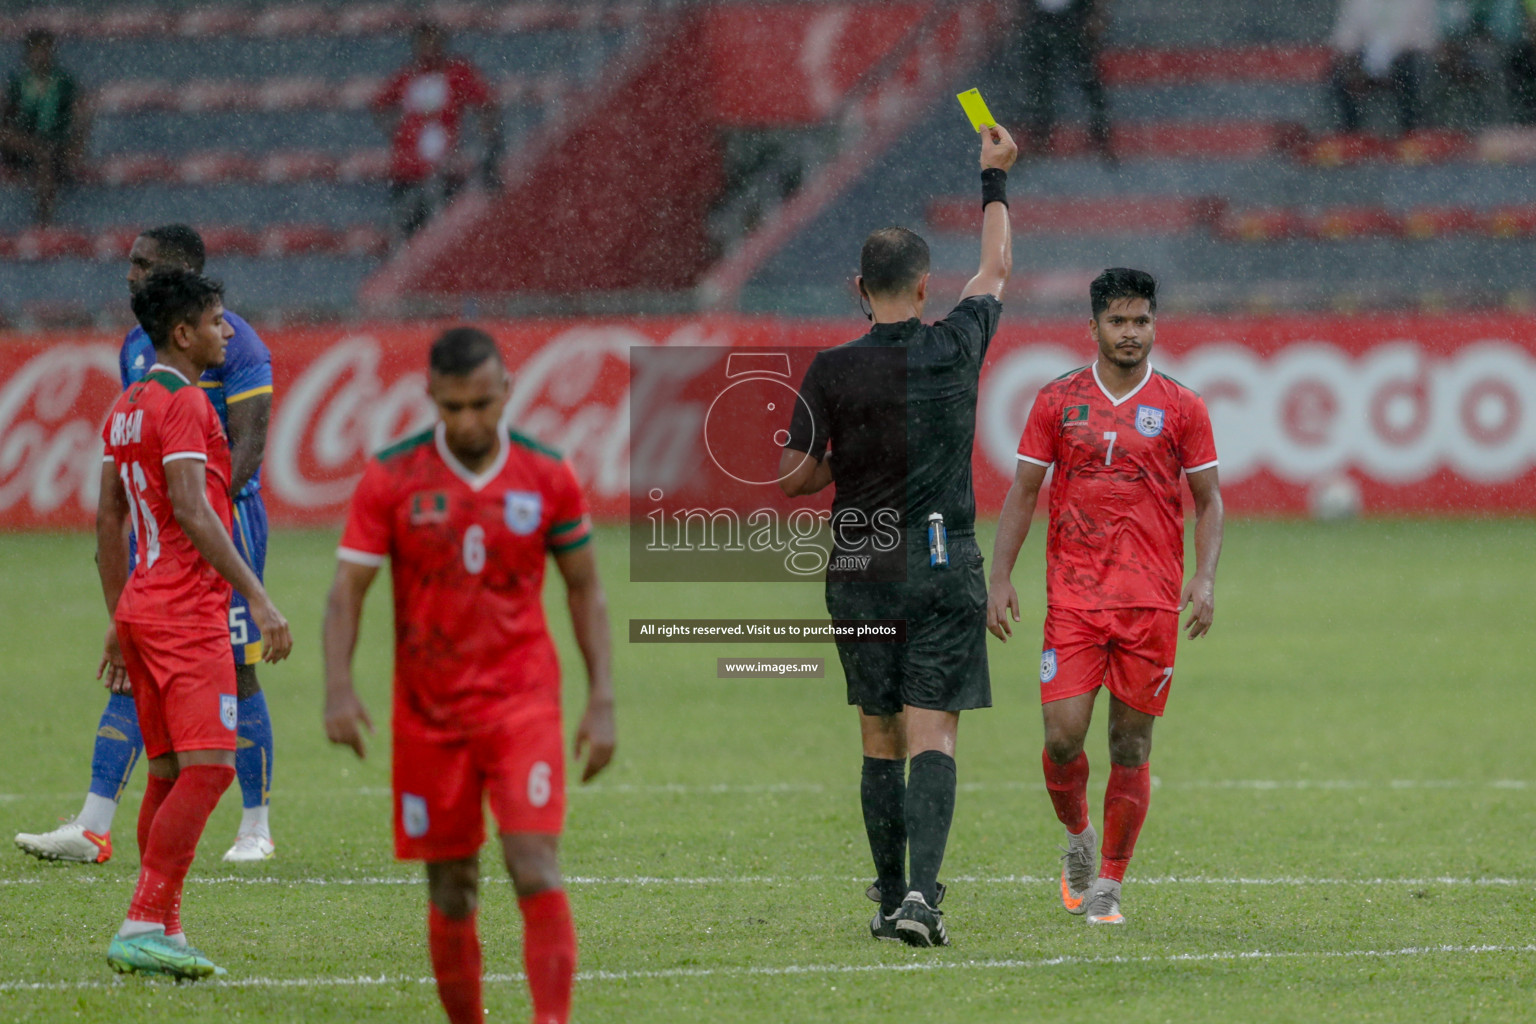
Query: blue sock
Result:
<box><xmin>88</xmin><ymin>693</ymin><xmax>143</xmax><ymax>802</ymax></box>
<box><xmin>235</xmin><ymin>691</ymin><xmax>274</xmax><ymax>810</ymax></box>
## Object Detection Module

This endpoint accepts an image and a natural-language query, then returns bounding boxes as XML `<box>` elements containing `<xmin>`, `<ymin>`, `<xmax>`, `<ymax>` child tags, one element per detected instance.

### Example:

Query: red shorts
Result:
<box><xmin>392</xmin><ymin>706</ymin><xmax>565</xmax><ymax>862</ymax></box>
<box><xmin>1040</xmin><ymin>606</ymin><xmax>1180</xmax><ymax>717</ymax></box>
<box><xmin>117</xmin><ymin>619</ymin><xmax>237</xmax><ymax>759</ymax></box>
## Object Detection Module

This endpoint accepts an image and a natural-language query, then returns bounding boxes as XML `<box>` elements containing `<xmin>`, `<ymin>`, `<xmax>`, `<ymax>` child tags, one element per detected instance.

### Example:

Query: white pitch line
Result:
<box><xmin>0</xmin><ymin>779</ymin><xmax>1530</xmax><ymax>802</ymax></box>
<box><xmin>4</xmin><ymin>943</ymin><xmax>1534</xmax><ymax>994</ymax></box>
<box><xmin>0</xmin><ymin>873</ymin><xmax>1529</xmax><ymax>888</ymax></box>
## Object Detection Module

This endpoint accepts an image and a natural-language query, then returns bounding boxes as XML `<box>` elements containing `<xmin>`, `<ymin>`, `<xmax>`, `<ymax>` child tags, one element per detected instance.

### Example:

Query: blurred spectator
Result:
<box><xmin>0</xmin><ymin>29</ymin><xmax>89</xmax><ymax>225</ymax></box>
<box><xmin>373</xmin><ymin>21</ymin><xmax>500</xmax><ymax>241</ymax></box>
<box><xmin>1438</xmin><ymin>0</ymin><xmax>1527</xmax><ymax>123</ymax></box>
<box><xmin>1492</xmin><ymin>0</ymin><xmax>1536</xmax><ymax>123</ymax></box>
<box><xmin>1331</xmin><ymin>0</ymin><xmax>1440</xmax><ymax>135</ymax></box>
<box><xmin>1016</xmin><ymin>0</ymin><xmax>1112</xmax><ymax>162</ymax></box>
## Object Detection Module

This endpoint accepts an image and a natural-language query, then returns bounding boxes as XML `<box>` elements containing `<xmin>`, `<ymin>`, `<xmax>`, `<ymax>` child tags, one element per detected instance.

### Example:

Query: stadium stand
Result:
<box><xmin>726</xmin><ymin>0</ymin><xmax>1536</xmax><ymax>315</ymax></box>
<box><xmin>0</xmin><ymin>1</ymin><xmax>643</xmax><ymax>326</ymax></box>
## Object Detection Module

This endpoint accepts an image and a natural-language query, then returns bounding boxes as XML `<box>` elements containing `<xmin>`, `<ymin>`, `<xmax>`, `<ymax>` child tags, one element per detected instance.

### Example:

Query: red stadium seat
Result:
<box><xmin>178</xmin><ymin>152</ymin><xmax>259</xmax><ymax>185</ymax></box>
<box><xmin>1051</xmin><ymin>122</ymin><xmax>1288</xmax><ymax>160</ymax></box>
<box><xmin>339</xmin><ymin>75</ymin><xmax>386</xmax><ymax>111</ymax></box>
<box><xmin>260</xmin><ymin>224</ymin><xmax>343</xmax><ymax>256</ymax></box>
<box><xmin>176</xmin><ymin>7</ymin><xmax>255</xmax><ymax>37</ymax></box>
<box><xmin>0</xmin><ymin>235</ymin><xmax>16</xmax><ymax>259</ymax></box>
<box><xmin>93</xmin><ymin>226</ymin><xmax>142</xmax><ymax>261</ymax></box>
<box><xmin>15</xmin><ymin>8</ymin><xmax>91</xmax><ymax>37</ymax></box>
<box><xmin>1393</xmin><ymin>130</ymin><xmax>1470</xmax><ymax>165</ymax></box>
<box><xmin>1402</xmin><ymin>206</ymin><xmax>1480</xmax><ymax>239</ymax></box>
<box><xmin>338</xmin><ymin>148</ymin><xmax>392</xmax><ymax>183</ymax></box>
<box><xmin>201</xmin><ymin>226</ymin><xmax>263</xmax><ymax>258</ymax></box>
<box><xmin>1303</xmin><ymin>206</ymin><xmax>1403</xmax><ymax>240</ymax></box>
<box><xmin>1098</xmin><ymin>46</ymin><xmax>1332</xmax><ymax>86</ymax></box>
<box><xmin>98</xmin><ymin>154</ymin><xmax>177</xmax><ymax>186</ymax></box>
<box><xmin>95</xmin><ymin>80</ymin><xmax>175</xmax><ymax>115</ymax></box>
<box><xmin>258</xmin><ymin>77</ymin><xmax>331</xmax><ymax>111</ymax></box>
<box><xmin>1213</xmin><ymin>207</ymin><xmax>1305</xmax><ymax>242</ymax></box>
<box><xmin>493</xmin><ymin>4</ymin><xmax>581</xmax><ymax>32</ymax></box>
<box><xmin>99</xmin><ymin>8</ymin><xmax>175</xmax><ymax>39</ymax></box>
<box><xmin>424</xmin><ymin>2</ymin><xmax>493</xmax><ymax>31</ymax></box>
<box><xmin>927</xmin><ymin>196</ymin><xmax>1222</xmax><ymax>236</ymax></box>
<box><xmin>176</xmin><ymin>80</ymin><xmax>257</xmax><ymax>113</ymax></box>
<box><xmin>341</xmin><ymin>224</ymin><xmax>391</xmax><ymax>257</ymax></box>
<box><xmin>335</xmin><ymin>3</ymin><xmax>413</xmax><ymax>36</ymax></box>
<box><xmin>259</xmin><ymin>151</ymin><xmax>340</xmax><ymax>184</ymax></box>
<box><xmin>252</xmin><ymin>5</ymin><xmax>333</xmax><ymax>38</ymax></box>
<box><xmin>13</xmin><ymin>227</ymin><xmax>94</xmax><ymax>262</ymax></box>
<box><xmin>1303</xmin><ymin>133</ymin><xmax>1393</xmax><ymax>166</ymax></box>
<box><xmin>1476</xmin><ymin>127</ymin><xmax>1536</xmax><ymax>163</ymax></box>
<box><xmin>1484</xmin><ymin>205</ymin><xmax>1536</xmax><ymax>237</ymax></box>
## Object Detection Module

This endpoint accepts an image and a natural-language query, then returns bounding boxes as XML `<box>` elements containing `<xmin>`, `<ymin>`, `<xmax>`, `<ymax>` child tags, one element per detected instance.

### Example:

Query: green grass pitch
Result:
<box><xmin>1</xmin><ymin>519</ymin><xmax>1534</xmax><ymax>1022</ymax></box>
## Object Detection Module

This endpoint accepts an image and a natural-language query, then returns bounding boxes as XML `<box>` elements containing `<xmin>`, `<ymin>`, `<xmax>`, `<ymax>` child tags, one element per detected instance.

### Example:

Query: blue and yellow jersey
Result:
<box><xmin>120</xmin><ymin>310</ymin><xmax>273</xmax><ymax>500</ymax></box>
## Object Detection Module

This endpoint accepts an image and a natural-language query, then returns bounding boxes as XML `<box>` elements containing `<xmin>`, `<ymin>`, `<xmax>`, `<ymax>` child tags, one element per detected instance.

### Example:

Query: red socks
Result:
<box><xmin>519</xmin><ymin>888</ymin><xmax>577</xmax><ymax>1024</ymax></box>
<box><xmin>127</xmin><ymin>764</ymin><xmax>234</xmax><ymax>925</ymax></box>
<box><xmin>137</xmin><ymin>774</ymin><xmax>175</xmax><ymax>859</ymax></box>
<box><xmin>1041</xmin><ymin>749</ymin><xmax>1091</xmax><ymax>834</ymax></box>
<box><xmin>428</xmin><ymin>904</ymin><xmax>483</xmax><ymax>1024</ymax></box>
<box><xmin>1100</xmin><ymin>761</ymin><xmax>1151</xmax><ymax>883</ymax></box>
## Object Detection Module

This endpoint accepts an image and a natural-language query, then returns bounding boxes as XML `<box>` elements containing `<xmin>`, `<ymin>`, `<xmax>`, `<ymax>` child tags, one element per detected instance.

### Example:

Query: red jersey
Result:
<box><xmin>101</xmin><ymin>364</ymin><xmax>233</xmax><ymax>633</ymax></box>
<box><xmin>1016</xmin><ymin>363</ymin><xmax>1218</xmax><ymax>612</ymax></box>
<box><xmin>373</xmin><ymin>56</ymin><xmax>491</xmax><ymax>183</ymax></box>
<box><xmin>338</xmin><ymin>424</ymin><xmax>593</xmax><ymax>740</ymax></box>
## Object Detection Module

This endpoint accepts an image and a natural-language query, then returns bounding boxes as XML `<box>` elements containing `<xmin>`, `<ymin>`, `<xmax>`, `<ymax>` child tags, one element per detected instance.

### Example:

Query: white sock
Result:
<box><xmin>77</xmin><ymin>793</ymin><xmax>118</xmax><ymax>836</ymax></box>
<box><xmin>164</xmin><ymin>931</ymin><xmax>188</xmax><ymax>947</ymax></box>
<box><xmin>1067</xmin><ymin>821</ymin><xmax>1095</xmax><ymax>848</ymax></box>
<box><xmin>117</xmin><ymin>920</ymin><xmax>163</xmax><ymax>940</ymax></box>
<box><xmin>238</xmin><ymin>805</ymin><xmax>270</xmax><ymax>839</ymax></box>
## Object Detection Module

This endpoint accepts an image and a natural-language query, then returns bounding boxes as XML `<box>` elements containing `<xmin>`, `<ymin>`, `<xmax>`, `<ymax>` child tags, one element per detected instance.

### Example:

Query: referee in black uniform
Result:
<box><xmin>778</xmin><ymin>123</ymin><xmax>1017</xmax><ymax>947</ymax></box>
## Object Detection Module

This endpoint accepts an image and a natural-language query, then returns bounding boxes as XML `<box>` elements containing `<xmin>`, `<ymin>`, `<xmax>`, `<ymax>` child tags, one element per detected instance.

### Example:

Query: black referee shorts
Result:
<box><xmin>823</xmin><ymin>534</ymin><xmax>991</xmax><ymax>716</ymax></box>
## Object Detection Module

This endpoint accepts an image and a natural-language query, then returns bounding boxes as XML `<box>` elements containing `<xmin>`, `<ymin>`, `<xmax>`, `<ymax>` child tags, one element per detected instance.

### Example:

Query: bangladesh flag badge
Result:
<box><xmin>1062</xmin><ymin>404</ymin><xmax>1089</xmax><ymax>426</ymax></box>
<box><xmin>409</xmin><ymin>491</ymin><xmax>449</xmax><ymax>525</ymax></box>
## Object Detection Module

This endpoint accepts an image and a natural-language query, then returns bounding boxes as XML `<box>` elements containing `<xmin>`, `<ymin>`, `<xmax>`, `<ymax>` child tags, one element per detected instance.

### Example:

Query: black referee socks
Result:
<box><xmin>860</xmin><ymin>756</ymin><xmax>907</xmax><ymax>912</ymax></box>
<box><xmin>905</xmin><ymin>750</ymin><xmax>957</xmax><ymax>907</ymax></box>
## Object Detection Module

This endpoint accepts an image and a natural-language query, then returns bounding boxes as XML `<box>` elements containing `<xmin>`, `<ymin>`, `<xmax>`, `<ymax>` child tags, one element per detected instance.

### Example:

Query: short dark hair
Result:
<box><xmin>139</xmin><ymin>224</ymin><xmax>206</xmax><ymax>274</ymax></box>
<box><xmin>130</xmin><ymin>269</ymin><xmax>224</xmax><ymax>351</ymax></box>
<box><xmin>429</xmin><ymin>327</ymin><xmax>503</xmax><ymax>376</ymax></box>
<box><xmin>859</xmin><ymin>227</ymin><xmax>930</xmax><ymax>299</ymax></box>
<box><xmin>1090</xmin><ymin>268</ymin><xmax>1158</xmax><ymax>318</ymax></box>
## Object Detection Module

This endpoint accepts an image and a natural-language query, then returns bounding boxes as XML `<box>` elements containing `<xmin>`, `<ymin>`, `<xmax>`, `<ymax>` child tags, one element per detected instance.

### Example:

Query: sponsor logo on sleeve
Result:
<box><xmin>402</xmin><ymin>793</ymin><xmax>429</xmax><ymax>838</ymax></box>
<box><xmin>219</xmin><ymin>694</ymin><xmax>238</xmax><ymax>731</ymax></box>
<box><xmin>504</xmin><ymin>491</ymin><xmax>542</xmax><ymax>535</ymax></box>
<box><xmin>1136</xmin><ymin>405</ymin><xmax>1165</xmax><ymax>438</ymax></box>
<box><xmin>1040</xmin><ymin>648</ymin><xmax>1058</xmax><ymax>683</ymax></box>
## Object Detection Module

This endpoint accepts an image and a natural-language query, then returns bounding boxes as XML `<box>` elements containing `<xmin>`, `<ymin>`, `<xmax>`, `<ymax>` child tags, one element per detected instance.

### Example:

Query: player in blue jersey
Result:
<box><xmin>15</xmin><ymin>224</ymin><xmax>279</xmax><ymax>865</ymax></box>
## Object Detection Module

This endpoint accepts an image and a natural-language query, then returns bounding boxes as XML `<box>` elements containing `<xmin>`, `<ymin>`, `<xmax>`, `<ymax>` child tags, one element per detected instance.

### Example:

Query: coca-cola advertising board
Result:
<box><xmin>3</xmin><ymin>314</ymin><xmax>1536</xmax><ymax>530</ymax></box>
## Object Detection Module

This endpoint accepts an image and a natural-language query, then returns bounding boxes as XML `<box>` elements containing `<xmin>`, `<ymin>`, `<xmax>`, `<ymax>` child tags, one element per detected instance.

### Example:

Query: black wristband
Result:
<box><xmin>981</xmin><ymin>167</ymin><xmax>1008</xmax><ymax>209</ymax></box>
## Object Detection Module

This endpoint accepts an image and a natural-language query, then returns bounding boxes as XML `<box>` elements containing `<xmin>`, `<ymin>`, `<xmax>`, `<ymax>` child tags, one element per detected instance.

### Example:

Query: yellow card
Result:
<box><xmin>956</xmin><ymin>88</ymin><xmax>996</xmax><ymax>132</ymax></box>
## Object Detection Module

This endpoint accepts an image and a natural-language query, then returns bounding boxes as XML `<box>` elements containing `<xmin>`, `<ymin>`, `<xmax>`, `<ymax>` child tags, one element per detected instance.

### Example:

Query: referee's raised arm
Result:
<box><xmin>960</xmin><ymin>124</ymin><xmax>1017</xmax><ymax>302</ymax></box>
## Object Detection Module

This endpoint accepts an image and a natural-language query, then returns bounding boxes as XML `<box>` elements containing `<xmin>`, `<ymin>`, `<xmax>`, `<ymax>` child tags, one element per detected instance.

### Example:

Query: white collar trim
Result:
<box><xmin>1092</xmin><ymin>360</ymin><xmax>1154</xmax><ymax>407</ymax></box>
<box><xmin>434</xmin><ymin>421</ymin><xmax>507</xmax><ymax>492</ymax></box>
<box><xmin>147</xmin><ymin>363</ymin><xmax>191</xmax><ymax>385</ymax></box>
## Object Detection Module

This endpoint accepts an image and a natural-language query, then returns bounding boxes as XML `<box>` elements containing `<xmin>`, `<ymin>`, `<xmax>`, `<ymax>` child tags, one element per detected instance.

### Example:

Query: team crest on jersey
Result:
<box><xmin>409</xmin><ymin>491</ymin><xmax>449</xmax><ymax>525</ymax></box>
<box><xmin>504</xmin><ymin>491</ymin><xmax>542</xmax><ymax>535</ymax></box>
<box><xmin>219</xmin><ymin>694</ymin><xmax>238</xmax><ymax>731</ymax></box>
<box><xmin>1135</xmin><ymin>405</ymin><xmax>1165</xmax><ymax>438</ymax></box>
<box><xmin>401</xmin><ymin>794</ymin><xmax>429</xmax><ymax>838</ymax></box>
<box><xmin>1062</xmin><ymin>404</ymin><xmax>1089</xmax><ymax>426</ymax></box>
<box><xmin>1040</xmin><ymin>649</ymin><xmax>1058</xmax><ymax>683</ymax></box>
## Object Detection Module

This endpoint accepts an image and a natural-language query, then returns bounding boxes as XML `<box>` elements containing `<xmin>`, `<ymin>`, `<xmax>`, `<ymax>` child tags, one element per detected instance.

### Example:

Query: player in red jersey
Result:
<box><xmin>986</xmin><ymin>268</ymin><xmax>1224</xmax><ymax>926</ymax></box>
<box><xmin>97</xmin><ymin>269</ymin><xmax>293</xmax><ymax>979</ymax></box>
<box><xmin>322</xmin><ymin>327</ymin><xmax>615</xmax><ymax>1024</ymax></box>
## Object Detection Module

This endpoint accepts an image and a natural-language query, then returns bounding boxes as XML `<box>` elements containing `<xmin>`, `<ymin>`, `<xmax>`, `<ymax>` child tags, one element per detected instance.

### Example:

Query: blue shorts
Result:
<box><xmin>228</xmin><ymin>493</ymin><xmax>269</xmax><ymax>665</ymax></box>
